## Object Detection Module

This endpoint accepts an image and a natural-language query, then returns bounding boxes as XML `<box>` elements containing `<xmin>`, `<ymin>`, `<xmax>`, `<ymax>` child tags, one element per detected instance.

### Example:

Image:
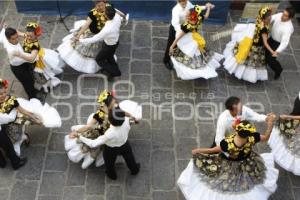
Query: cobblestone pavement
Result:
<box><xmin>1</xmin><ymin>1</ymin><xmax>300</xmax><ymax>200</ymax></box>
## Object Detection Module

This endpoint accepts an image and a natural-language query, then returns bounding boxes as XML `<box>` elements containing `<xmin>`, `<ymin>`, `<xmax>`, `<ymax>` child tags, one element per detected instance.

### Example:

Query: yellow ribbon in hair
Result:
<box><xmin>192</xmin><ymin>32</ymin><xmax>206</xmax><ymax>53</ymax></box>
<box><xmin>35</xmin><ymin>48</ymin><xmax>46</xmax><ymax>69</ymax></box>
<box><xmin>235</xmin><ymin>37</ymin><xmax>253</xmax><ymax>64</ymax></box>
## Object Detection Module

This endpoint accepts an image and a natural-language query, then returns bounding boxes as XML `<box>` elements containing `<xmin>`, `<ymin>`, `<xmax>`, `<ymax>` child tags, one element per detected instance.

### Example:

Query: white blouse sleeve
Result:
<box><xmin>79</xmin><ymin>134</ymin><xmax>109</xmax><ymax>148</ymax></box>
<box><xmin>243</xmin><ymin>106</ymin><xmax>266</xmax><ymax>122</ymax></box>
<box><xmin>79</xmin><ymin>24</ymin><xmax>110</xmax><ymax>44</ymax></box>
<box><xmin>171</xmin><ymin>7</ymin><xmax>181</xmax><ymax>32</ymax></box>
<box><xmin>215</xmin><ymin>114</ymin><xmax>227</xmax><ymax>145</ymax></box>
<box><xmin>276</xmin><ymin>29</ymin><xmax>293</xmax><ymax>53</ymax></box>
<box><xmin>0</xmin><ymin>111</ymin><xmax>17</xmax><ymax>125</ymax></box>
<box><xmin>0</xmin><ymin>28</ymin><xmax>5</xmax><ymax>44</ymax></box>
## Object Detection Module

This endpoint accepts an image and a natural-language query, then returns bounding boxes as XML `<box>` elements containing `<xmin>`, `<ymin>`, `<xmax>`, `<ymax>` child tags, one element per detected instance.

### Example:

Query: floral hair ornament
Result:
<box><xmin>235</xmin><ymin>121</ymin><xmax>257</xmax><ymax>134</ymax></box>
<box><xmin>26</xmin><ymin>22</ymin><xmax>42</xmax><ymax>37</ymax></box>
<box><xmin>259</xmin><ymin>6</ymin><xmax>271</xmax><ymax>19</ymax></box>
<box><xmin>194</xmin><ymin>5</ymin><xmax>203</xmax><ymax>15</ymax></box>
<box><xmin>189</xmin><ymin>10</ymin><xmax>199</xmax><ymax>23</ymax></box>
<box><xmin>0</xmin><ymin>79</ymin><xmax>9</xmax><ymax>88</ymax></box>
<box><xmin>97</xmin><ymin>90</ymin><xmax>112</xmax><ymax>105</ymax></box>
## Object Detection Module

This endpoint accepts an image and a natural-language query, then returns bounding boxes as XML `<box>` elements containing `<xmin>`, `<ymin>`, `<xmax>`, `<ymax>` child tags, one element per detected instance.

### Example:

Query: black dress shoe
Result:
<box><xmin>164</xmin><ymin>62</ymin><xmax>173</xmax><ymax>70</ymax></box>
<box><xmin>274</xmin><ymin>73</ymin><xmax>281</xmax><ymax>80</ymax></box>
<box><xmin>131</xmin><ymin>163</ymin><xmax>140</xmax><ymax>175</ymax></box>
<box><xmin>0</xmin><ymin>162</ymin><xmax>6</xmax><ymax>168</ymax></box>
<box><xmin>106</xmin><ymin>171</ymin><xmax>117</xmax><ymax>180</ymax></box>
<box><xmin>13</xmin><ymin>157</ymin><xmax>27</xmax><ymax>170</ymax></box>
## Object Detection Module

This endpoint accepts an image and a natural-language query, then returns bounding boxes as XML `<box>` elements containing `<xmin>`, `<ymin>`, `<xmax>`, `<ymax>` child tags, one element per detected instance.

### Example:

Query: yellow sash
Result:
<box><xmin>235</xmin><ymin>37</ymin><xmax>253</xmax><ymax>64</ymax></box>
<box><xmin>192</xmin><ymin>32</ymin><xmax>206</xmax><ymax>53</ymax></box>
<box><xmin>35</xmin><ymin>48</ymin><xmax>45</xmax><ymax>69</ymax></box>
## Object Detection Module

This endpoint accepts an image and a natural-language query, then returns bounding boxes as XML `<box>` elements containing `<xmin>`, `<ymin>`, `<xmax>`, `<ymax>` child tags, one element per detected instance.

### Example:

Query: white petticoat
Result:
<box><xmin>64</xmin><ymin>100</ymin><xmax>142</xmax><ymax>169</ymax></box>
<box><xmin>35</xmin><ymin>48</ymin><xmax>65</xmax><ymax>90</ymax></box>
<box><xmin>268</xmin><ymin>127</ymin><xmax>300</xmax><ymax>176</ymax></box>
<box><xmin>223</xmin><ymin>24</ymin><xmax>268</xmax><ymax>83</ymax></box>
<box><xmin>177</xmin><ymin>153</ymin><xmax>279</xmax><ymax>200</ymax></box>
<box><xmin>17</xmin><ymin>98</ymin><xmax>62</xmax><ymax>128</ymax></box>
<box><xmin>12</xmin><ymin>98</ymin><xmax>62</xmax><ymax>155</ymax></box>
<box><xmin>171</xmin><ymin>32</ymin><xmax>223</xmax><ymax>80</ymax></box>
<box><xmin>57</xmin><ymin>20</ymin><xmax>100</xmax><ymax>74</ymax></box>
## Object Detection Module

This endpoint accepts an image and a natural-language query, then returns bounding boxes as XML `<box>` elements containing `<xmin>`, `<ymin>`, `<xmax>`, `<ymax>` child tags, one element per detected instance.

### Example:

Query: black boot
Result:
<box><xmin>131</xmin><ymin>163</ymin><xmax>140</xmax><ymax>175</ymax></box>
<box><xmin>164</xmin><ymin>61</ymin><xmax>173</xmax><ymax>70</ymax></box>
<box><xmin>0</xmin><ymin>161</ymin><xmax>6</xmax><ymax>168</ymax></box>
<box><xmin>106</xmin><ymin>170</ymin><xmax>117</xmax><ymax>180</ymax></box>
<box><xmin>13</xmin><ymin>157</ymin><xmax>27</xmax><ymax>170</ymax></box>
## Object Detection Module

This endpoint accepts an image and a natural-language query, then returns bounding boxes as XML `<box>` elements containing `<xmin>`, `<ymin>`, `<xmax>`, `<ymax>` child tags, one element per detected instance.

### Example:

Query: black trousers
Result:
<box><xmin>10</xmin><ymin>63</ymin><xmax>37</xmax><ymax>99</ymax></box>
<box><xmin>0</xmin><ymin>129</ymin><xmax>20</xmax><ymax>168</ymax></box>
<box><xmin>103</xmin><ymin>141</ymin><xmax>139</xmax><ymax>176</ymax></box>
<box><xmin>266</xmin><ymin>37</ymin><xmax>282</xmax><ymax>76</ymax></box>
<box><xmin>163</xmin><ymin>25</ymin><xmax>176</xmax><ymax>64</ymax></box>
<box><xmin>291</xmin><ymin>96</ymin><xmax>300</xmax><ymax>115</ymax></box>
<box><xmin>96</xmin><ymin>42</ymin><xmax>121</xmax><ymax>77</ymax></box>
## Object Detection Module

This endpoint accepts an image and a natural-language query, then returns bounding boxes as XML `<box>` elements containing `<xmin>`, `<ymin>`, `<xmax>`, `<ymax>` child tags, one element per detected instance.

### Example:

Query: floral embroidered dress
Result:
<box><xmin>268</xmin><ymin>95</ymin><xmax>300</xmax><ymax>175</ymax></box>
<box><xmin>57</xmin><ymin>6</ymin><xmax>108</xmax><ymax>73</ymax></box>
<box><xmin>177</xmin><ymin>132</ymin><xmax>279</xmax><ymax>200</ymax></box>
<box><xmin>65</xmin><ymin>107</ymin><xmax>110</xmax><ymax>169</ymax></box>
<box><xmin>223</xmin><ymin>6</ymin><xmax>271</xmax><ymax>83</ymax></box>
<box><xmin>170</xmin><ymin>5</ymin><xmax>224</xmax><ymax>80</ymax></box>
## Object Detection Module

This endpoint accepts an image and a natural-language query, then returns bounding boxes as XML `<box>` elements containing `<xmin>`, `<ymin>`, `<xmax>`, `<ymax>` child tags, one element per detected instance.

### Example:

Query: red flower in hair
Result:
<box><xmin>234</xmin><ymin>118</ymin><xmax>241</xmax><ymax>126</ymax></box>
<box><xmin>190</xmin><ymin>10</ymin><xmax>199</xmax><ymax>23</ymax></box>
<box><xmin>34</xmin><ymin>26</ymin><xmax>42</xmax><ymax>37</ymax></box>
<box><xmin>2</xmin><ymin>80</ymin><xmax>9</xmax><ymax>88</ymax></box>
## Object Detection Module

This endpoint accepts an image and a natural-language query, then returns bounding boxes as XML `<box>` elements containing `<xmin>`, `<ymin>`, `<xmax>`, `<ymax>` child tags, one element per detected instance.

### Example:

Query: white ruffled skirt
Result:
<box><xmin>171</xmin><ymin>32</ymin><xmax>223</xmax><ymax>80</ymax></box>
<box><xmin>223</xmin><ymin>24</ymin><xmax>268</xmax><ymax>83</ymax></box>
<box><xmin>12</xmin><ymin>98</ymin><xmax>62</xmax><ymax>155</ymax></box>
<box><xmin>57</xmin><ymin>20</ymin><xmax>101</xmax><ymax>74</ymax></box>
<box><xmin>177</xmin><ymin>153</ymin><xmax>279</xmax><ymax>200</ymax></box>
<box><xmin>268</xmin><ymin>127</ymin><xmax>300</xmax><ymax>176</ymax></box>
<box><xmin>34</xmin><ymin>48</ymin><xmax>65</xmax><ymax>91</ymax></box>
<box><xmin>64</xmin><ymin>100</ymin><xmax>142</xmax><ymax>169</ymax></box>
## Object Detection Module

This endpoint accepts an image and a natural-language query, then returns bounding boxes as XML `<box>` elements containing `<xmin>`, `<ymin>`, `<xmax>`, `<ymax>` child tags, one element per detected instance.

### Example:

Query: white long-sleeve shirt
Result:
<box><xmin>215</xmin><ymin>106</ymin><xmax>267</xmax><ymax>145</ymax></box>
<box><xmin>171</xmin><ymin>1</ymin><xmax>194</xmax><ymax>32</ymax></box>
<box><xmin>270</xmin><ymin>13</ymin><xmax>294</xmax><ymax>53</ymax></box>
<box><xmin>0</xmin><ymin>109</ymin><xmax>17</xmax><ymax>131</ymax></box>
<box><xmin>80</xmin><ymin>14</ymin><xmax>122</xmax><ymax>46</ymax></box>
<box><xmin>79</xmin><ymin>117</ymin><xmax>130</xmax><ymax>148</ymax></box>
<box><xmin>0</xmin><ymin>28</ymin><xmax>31</xmax><ymax>66</ymax></box>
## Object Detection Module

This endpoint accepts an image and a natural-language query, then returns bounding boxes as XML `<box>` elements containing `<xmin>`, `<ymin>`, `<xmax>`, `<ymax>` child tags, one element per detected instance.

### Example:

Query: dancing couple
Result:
<box><xmin>58</xmin><ymin>0</ymin><xmax>129</xmax><ymax>81</ymax></box>
<box><xmin>164</xmin><ymin>0</ymin><xmax>223</xmax><ymax>80</ymax></box>
<box><xmin>223</xmin><ymin>6</ymin><xmax>294</xmax><ymax>82</ymax></box>
<box><xmin>0</xmin><ymin>79</ymin><xmax>61</xmax><ymax>169</ymax></box>
<box><xmin>65</xmin><ymin>90</ymin><xmax>142</xmax><ymax>180</ymax></box>
<box><xmin>178</xmin><ymin>94</ymin><xmax>300</xmax><ymax>200</ymax></box>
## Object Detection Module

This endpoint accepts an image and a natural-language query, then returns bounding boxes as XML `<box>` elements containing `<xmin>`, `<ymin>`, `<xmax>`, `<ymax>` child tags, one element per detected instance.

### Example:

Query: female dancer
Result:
<box><xmin>223</xmin><ymin>6</ymin><xmax>273</xmax><ymax>83</ymax></box>
<box><xmin>268</xmin><ymin>93</ymin><xmax>300</xmax><ymax>175</ymax></box>
<box><xmin>14</xmin><ymin>22</ymin><xmax>65</xmax><ymax>93</ymax></box>
<box><xmin>65</xmin><ymin>90</ymin><xmax>141</xmax><ymax>169</ymax></box>
<box><xmin>57</xmin><ymin>0</ymin><xmax>128</xmax><ymax>74</ymax></box>
<box><xmin>0</xmin><ymin>79</ymin><xmax>62</xmax><ymax>156</ymax></box>
<box><xmin>169</xmin><ymin>3</ymin><xmax>224</xmax><ymax>80</ymax></box>
<box><xmin>178</xmin><ymin>119</ymin><xmax>279</xmax><ymax>200</ymax></box>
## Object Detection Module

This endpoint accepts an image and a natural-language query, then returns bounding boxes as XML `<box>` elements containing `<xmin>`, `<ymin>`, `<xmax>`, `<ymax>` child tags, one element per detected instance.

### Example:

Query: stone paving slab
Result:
<box><xmin>0</xmin><ymin>0</ymin><xmax>300</xmax><ymax>200</ymax></box>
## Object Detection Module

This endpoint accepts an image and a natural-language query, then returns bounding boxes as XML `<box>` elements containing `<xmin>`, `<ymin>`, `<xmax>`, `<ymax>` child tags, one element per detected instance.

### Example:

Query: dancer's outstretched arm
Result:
<box><xmin>280</xmin><ymin>114</ymin><xmax>300</xmax><ymax>120</ymax></box>
<box><xmin>260</xmin><ymin>114</ymin><xmax>275</xmax><ymax>142</ymax></box>
<box><xmin>192</xmin><ymin>146</ymin><xmax>221</xmax><ymax>155</ymax></box>
<box><xmin>169</xmin><ymin>31</ymin><xmax>185</xmax><ymax>54</ymax></box>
